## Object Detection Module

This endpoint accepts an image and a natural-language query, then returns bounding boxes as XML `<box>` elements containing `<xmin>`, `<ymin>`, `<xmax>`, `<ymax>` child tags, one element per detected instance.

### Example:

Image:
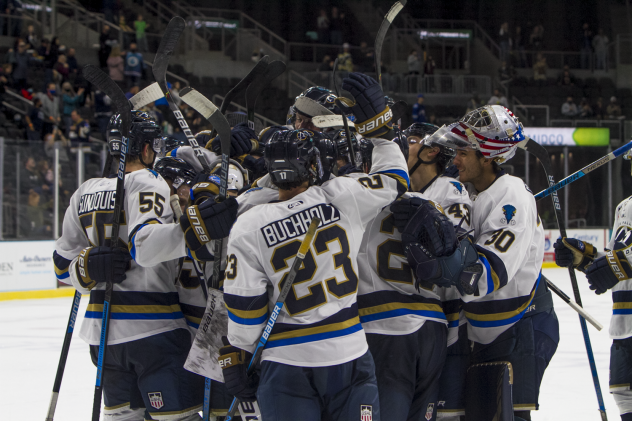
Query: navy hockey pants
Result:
<box><xmin>256</xmin><ymin>350</ymin><xmax>380</xmax><ymax>421</ymax></box>
<box><xmin>367</xmin><ymin>321</ymin><xmax>447</xmax><ymax>421</ymax></box>
<box><xmin>437</xmin><ymin>324</ymin><xmax>470</xmax><ymax>418</ymax></box>
<box><xmin>89</xmin><ymin>328</ymin><xmax>204</xmax><ymax>420</ymax></box>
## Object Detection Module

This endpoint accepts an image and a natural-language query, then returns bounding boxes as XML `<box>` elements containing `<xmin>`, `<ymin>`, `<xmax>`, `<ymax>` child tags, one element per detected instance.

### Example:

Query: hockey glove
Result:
<box><xmin>189</xmin><ymin>173</ymin><xmax>221</xmax><ymax>206</ymax></box>
<box><xmin>554</xmin><ymin>237</ymin><xmax>596</xmax><ymax>272</ymax></box>
<box><xmin>76</xmin><ymin>246</ymin><xmax>132</xmax><ymax>290</ymax></box>
<box><xmin>218</xmin><ymin>337</ymin><xmax>259</xmax><ymax>402</ymax></box>
<box><xmin>211</xmin><ymin>123</ymin><xmax>259</xmax><ymax>158</ymax></box>
<box><xmin>585</xmin><ymin>249</ymin><xmax>632</xmax><ymax>294</ymax></box>
<box><xmin>341</xmin><ymin>73</ymin><xmax>393</xmax><ymax>138</ymax></box>
<box><xmin>180</xmin><ymin>197</ymin><xmax>238</xmax><ymax>250</ymax></box>
<box><xmin>391</xmin><ymin>197</ymin><xmax>444</xmax><ymax>234</ymax></box>
<box><xmin>242</xmin><ymin>155</ymin><xmax>267</xmax><ymax>181</ymax></box>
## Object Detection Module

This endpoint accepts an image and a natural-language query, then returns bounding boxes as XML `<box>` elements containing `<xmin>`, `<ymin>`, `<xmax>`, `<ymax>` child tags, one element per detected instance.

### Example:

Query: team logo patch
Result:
<box><xmin>360</xmin><ymin>405</ymin><xmax>373</xmax><ymax>421</ymax></box>
<box><xmin>148</xmin><ymin>392</ymin><xmax>164</xmax><ymax>409</ymax></box>
<box><xmin>288</xmin><ymin>200</ymin><xmax>304</xmax><ymax>209</ymax></box>
<box><xmin>501</xmin><ymin>205</ymin><xmax>517</xmax><ymax>225</ymax></box>
<box><xmin>425</xmin><ymin>403</ymin><xmax>434</xmax><ymax>420</ymax></box>
<box><xmin>208</xmin><ymin>174</ymin><xmax>221</xmax><ymax>185</ymax></box>
<box><xmin>450</xmin><ymin>181</ymin><xmax>464</xmax><ymax>194</ymax></box>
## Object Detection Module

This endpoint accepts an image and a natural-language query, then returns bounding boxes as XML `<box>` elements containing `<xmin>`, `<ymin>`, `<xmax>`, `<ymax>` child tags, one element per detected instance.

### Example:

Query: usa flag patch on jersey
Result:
<box><xmin>361</xmin><ymin>405</ymin><xmax>373</xmax><ymax>421</ymax></box>
<box><xmin>425</xmin><ymin>403</ymin><xmax>434</xmax><ymax>420</ymax></box>
<box><xmin>148</xmin><ymin>392</ymin><xmax>164</xmax><ymax>409</ymax></box>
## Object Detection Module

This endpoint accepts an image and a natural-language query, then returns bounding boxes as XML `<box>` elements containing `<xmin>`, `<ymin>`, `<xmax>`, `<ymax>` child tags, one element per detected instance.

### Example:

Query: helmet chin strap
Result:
<box><xmin>409</xmin><ymin>145</ymin><xmax>440</xmax><ymax>176</ymax></box>
<box><xmin>139</xmin><ymin>145</ymin><xmax>155</xmax><ymax>169</ymax></box>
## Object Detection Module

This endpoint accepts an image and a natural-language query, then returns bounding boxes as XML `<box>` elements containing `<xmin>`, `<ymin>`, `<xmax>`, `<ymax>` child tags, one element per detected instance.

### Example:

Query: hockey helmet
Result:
<box><xmin>107</xmin><ymin>110</ymin><xmax>153</xmax><ymax>157</ymax></box>
<box><xmin>128</xmin><ymin>118</ymin><xmax>165</xmax><ymax>162</ymax></box>
<box><xmin>209</xmin><ymin>159</ymin><xmax>249</xmax><ymax>193</ymax></box>
<box><xmin>331</xmin><ymin>129</ymin><xmax>361</xmax><ymax>168</ymax></box>
<box><xmin>456</xmin><ymin>105</ymin><xmax>526</xmax><ymax>163</ymax></box>
<box><xmin>264</xmin><ymin>129</ymin><xmax>325</xmax><ymax>189</ymax></box>
<box><xmin>404</xmin><ymin>122</ymin><xmax>456</xmax><ymax>174</ymax></box>
<box><xmin>314</xmin><ymin>134</ymin><xmax>338</xmax><ymax>179</ymax></box>
<box><xmin>154</xmin><ymin>157</ymin><xmax>197</xmax><ymax>189</ymax></box>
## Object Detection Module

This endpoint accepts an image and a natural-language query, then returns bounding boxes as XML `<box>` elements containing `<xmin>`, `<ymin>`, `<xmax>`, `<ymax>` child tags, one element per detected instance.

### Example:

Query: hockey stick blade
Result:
<box><xmin>312</xmin><ymin>115</ymin><xmax>355</xmax><ymax>129</ymax></box>
<box><xmin>153</xmin><ymin>17</ymin><xmax>185</xmax><ymax>81</ymax></box>
<box><xmin>226</xmin><ymin>218</ymin><xmax>321</xmax><ymax>421</ymax></box>
<box><xmin>544</xmin><ymin>275</ymin><xmax>603</xmax><ymax>330</ymax></box>
<box><xmin>374</xmin><ymin>0</ymin><xmax>407</xmax><ymax>88</ymax></box>
<box><xmin>220</xmin><ymin>56</ymin><xmax>269</xmax><ymax>115</ymax></box>
<box><xmin>245</xmin><ymin>60</ymin><xmax>286</xmax><ymax>131</ymax></box>
<box><xmin>534</xmin><ymin>139</ymin><xmax>632</xmax><ymax>201</ymax></box>
<box><xmin>332</xmin><ymin>58</ymin><xmax>357</xmax><ymax>168</ymax></box>
<box><xmin>129</xmin><ymin>82</ymin><xmax>164</xmax><ymax>110</ymax></box>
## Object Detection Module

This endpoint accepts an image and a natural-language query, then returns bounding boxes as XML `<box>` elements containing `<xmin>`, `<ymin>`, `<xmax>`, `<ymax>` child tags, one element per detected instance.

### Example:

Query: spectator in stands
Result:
<box><xmin>580</xmin><ymin>23</ymin><xmax>593</xmax><ymax>69</ymax></box>
<box><xmin>9</xmin><ymin>0</ymin><xmax>23</xmax><ymax>38</ymax></box>
<box><xmin>557</xmin><ymin>65</ymin><xmax>575</xmax><ymax>85</ymax></box>
<box><xmin>578</xmin><ymin>98</ymin><xmax>593</xmax><ymax>119</ymax></box>
<box><xmin>513</xmin><ymin>25</ymin><xmax>527</xmax><ymax>67</ymax></box>
<box><xmin>98</xmin><ymin>25</ymin><xmax>113</xmax><ymax>69</ymax></box>
<box><xmin>125</xmin><ymin>85</ymin><xmax>139</xmax><ymax>100</ymax></box>
<box><xmin>318</xmin><ymin>55</ymin><xmax>333</xmax><ymax>72</ymax></box>
<box><xmin>53</xmin><ymin>54</ymin><xmax>70</xmax><ymax>83</ymax></box>
<box><xmin>68</xmin><ymin>110</ymin><xmax>90</xmax><ymax>142</ymax></box>
<box><xmin>498</xmin><ymin>61</ymin><xmax>515</xmax><ymax>84</ymax></box>
<box><xmin>424</xmin><ymin>55</ymin><xmax>435</xmax><ymax>75</ymax></box>
<box><xmin>412</xmin><ymin>94</ymin><xmax>427</xmax><ymax>123</ymax></box>
<box><xmin>172</xmin><ymin>80</ymin><xmax>182</xmax><ymax>107</ymax></box>
<box><xmin>533</xmin><ymin>53</ymin><xmax>548</xmax><ymax>84</ymax></box>
<box><xmin>12</xmin><ymin>40</ymin><xmax>35</xmax><ymax>90</ymax></box>
<box><xmin>593</xmin><ymin>29</ymin><xmax>609</xmax><ymax>70</ymax></box>
<box><xmin>44</xmin><ymin>126</ymin><xmax>70</xmax><ymax>164</ymax></box>
<box><xmin>330</xmin><ymin>7</ymin><xmax>343</xmax><ymax>45</ymax></box>
<box><xmin>594</xmin><ymin>97</ymin><xmax>605</xmax><ymax>119</ymax></box>
<box><xmin>488</xmin><ymin>89</ymin><xmax>509</xmax><ymax>107</ymax></box>
<box><xmin>66</xmin><ymin>48</ymin><xmax>78</xmax><ymax>80</ymax></box>
<box><xmin>134</xmin><ymin>14</ymin><xmax>149</xmax><ymax>52</ymax></box>
<box><xmin>124</xmin><ymin>42</ymin><xmax>144</xmax><ymax>88</ymax></box>
<box><xmin>36</xmin><ymin>38</ymin><xmax>48</xmax><ymax>60</ymax></box>
<box><xmin>499</xmin><ymin>22</ymin><xmax>511</xmax><ymax>62</ymax></box>
<box><xmin>47</xmin><ymin>37</ymin><xmax>60</xmax><ymax>69</ymax></box>
<box><xmin>93</xmin><ymin>88</ymin><xmax>112</xmax><ymax>140</ymax></box>
<box><xmin>466</xmin><ymin>93</ymin><xmax>481</xmax><ymax>113</ymax></box>
<box><xmin>407</xmin><ymin>50</ymin><xmax>421</xmax><ymax>75</ymax></box>
<box><xmin>316</xmin><ymin>9</ymin><xmax>329</xmax><ymax>44</ymax></box>
<box><xmin>23</xmin><ymin>24</ymin><xmax>38</xmax><ymax>49</ymax></box>
<box><xmin>529</xmin><ymin>23</ymin><xmax>544</xmax><ymax>50</ymax></box>
<box><xmin>561</xmin><ymin>96</ymin><xmax>579</xmax><ymax>118</ymax></box>
<box><xmin>559</xmin><ymin>71</ymin><xmax>574</xmax><ymax>86</ymax></box>
<box><xmin>143</xmin><ymin>101</ymin><xmax>163</xmax><ymax>127</ymax></box>
<box><xmin>107</xmin><ymin>45</ymin><xmax>125</xmax><ymax>89</ymax></box>
<box><xmin>337</xmin><ymin>43</ymin><xmax>353</xmax><ymax>72</ymax></box>
<box><xmin>25</xmin><ymin>97</ymin><xmax>44</xmax><ymax>140</ymax></box>
<box><xmin>36</xmin><ymin>84</ymin><xmax>60</xmax><ymax>135</ymax></box>
<box><xmin>20</xmin><ymin>155</ymin><xmax>43</xmax><ymax>195</ymax></box>
<box><xmin>607</xmin><ymin>96</ymin><xmax>623</xmax><ymax>119</ymax></box>
<box><xmin>119</xmin><ymin>15</ymin><xmax>134</xmax><ymax>48</ymax></box>
<box><xmin>356</xmin><ymin>41</ymin><xmax>374</xmax><ymax>72</ymax></box>
<box><xmin>61</xmin><ymin>82</ymin><xmax>84</xmax><ymax>136</ymax></box>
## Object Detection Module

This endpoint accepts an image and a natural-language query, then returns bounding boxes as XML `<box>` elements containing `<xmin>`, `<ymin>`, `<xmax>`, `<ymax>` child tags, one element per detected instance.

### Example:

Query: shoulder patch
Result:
<box><xmin>501</xmin><ymin>205</ymin><xmax>517</xmax><ymax>225</ymax></box>
<box><xmin>146</xmin><ymin>169</ymin><xmax>159</xmax><ymax>178</ymax></box>
<box><xmin>449</xmin><ymin>181</ymin><xmax>464</xmax><ymax>194</ymax></box>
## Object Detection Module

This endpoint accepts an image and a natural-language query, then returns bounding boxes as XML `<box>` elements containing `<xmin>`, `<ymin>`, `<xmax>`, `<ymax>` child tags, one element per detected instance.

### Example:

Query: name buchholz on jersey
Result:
<box><xmin>78</xmin><ymin>190</ymin><xmax>116</xmax><ymax>215</ymax></box>
<box><xmin>261</xmin><ymin>203</ymin><xmax>340</xmax><ymax>247</ymax></box>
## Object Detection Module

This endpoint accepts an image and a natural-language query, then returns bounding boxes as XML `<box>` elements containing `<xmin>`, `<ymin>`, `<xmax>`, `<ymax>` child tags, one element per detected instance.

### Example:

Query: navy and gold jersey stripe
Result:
<box><xmin>442</xmin><ymin>298</ymin><xmax>462</xmax><ymax>328</ymax></box>
<box><xmin>357</xmin><ymin>290</ymin><xmax>445</xmax><ymax>323</ymax></box>
<box><xmin>266</xmin><ymin>304</ymin><xmax>362</xmax><ymax>349</ymax></box>
<box><xmin>613</xmin><ymin>291</ymin><xmax>632</xmax><ymax>315</ymax></box>
<box><xmin>180</xmin><ymin>303</ymin><xmax>205</xmax><ymax>329</ymax></box>
<box><xmin>464</xmin><ymin>273</ymin><xmax>542</xmax><ymax>328</ymax></box>
<box><xmin>86</xmin><ymin>290</ymin><xmax>183</xmax><ymax>320</ymax></box>
<box><xmin>224</xmin><ymin>291</ymin><xmax>268</xmax><ymax>326</ymax></box>
<box><xmin>475</xmin><ymin>246</ymin><xmax>509</xmax><ymax>295</ymax></box>
<box><xmin>53</xmin><ymin>251</ymin><xmax>71</xmax><ymax>282</ymax></box>
<box><xmin>376</xmin><ymin>169</ymin><xmax>409</xmax><ymax>196</ymax></box>
<box><xmin>128</xmin><ymin>219</ymin><xmax>161</xmax><ymax>260</ymax></box>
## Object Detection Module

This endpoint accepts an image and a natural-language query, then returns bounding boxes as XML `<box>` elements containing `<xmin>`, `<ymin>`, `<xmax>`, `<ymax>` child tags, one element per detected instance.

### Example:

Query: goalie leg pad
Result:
<box><xmin>610</xmin><ymin>337</ymin><xmax>632</xmax><ymax>415</ymax></box>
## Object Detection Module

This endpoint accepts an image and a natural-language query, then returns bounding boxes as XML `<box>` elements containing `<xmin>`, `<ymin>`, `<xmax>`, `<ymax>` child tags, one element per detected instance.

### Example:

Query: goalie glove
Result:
<box><xmin>390</xmin><ymin>197</ymin><xmax>444</xmax><ymax>234</ymax></box>
<box><xmin>341</xmin><ymin>73</ymin><xmax>394</xmax><ymax>139</ymax></box>
<box><xmin>180</xmin><ymin>197</ymin><xmax>238</xmax><ymax>251</ymax></box>
<box><xmin>218</xmin><ymin>337</ymin><xmax>259</xmax><ymax>402</ymax></box>
<box><xmin>554</xmin><ymin>237</ymin><xmax>596</xmax><ymax>272</ymax></box>
<box><xmin>76</xmin><ymin>246</ymin><xmax>132</xmax><ymax>290</ymax></box>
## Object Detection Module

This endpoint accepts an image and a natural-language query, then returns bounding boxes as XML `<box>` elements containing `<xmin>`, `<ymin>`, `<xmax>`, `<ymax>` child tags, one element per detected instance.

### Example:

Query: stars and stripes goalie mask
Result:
<box><xmin>264</xmin><ymin>129</ymin><xmax>326</xmax><ymax>190</ymax></box>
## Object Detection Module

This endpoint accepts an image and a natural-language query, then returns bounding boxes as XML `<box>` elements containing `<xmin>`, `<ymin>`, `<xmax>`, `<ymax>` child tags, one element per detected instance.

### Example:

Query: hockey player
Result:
<box><xmin>52</xmin><ymin>115</ymin><xmax>223</xmax><ymax>420</ymax></box>
<box><xmin>554</xmin><ymin>180</ymin><xmax>632</xmax><ymax>420</ymax></box>
<box><xmin>288</xmin><ymin>86</ymin><xmax>340</xmax><ymax>131</ymax></box>
<box><xmin>356</xmin><ymin>122</ymin><xmax>473</xmax><ymax>421</ymax></box>
<box><xmin>423</xmin><ymin>106</ymin><xmax>559</xmax><ymax>421</ymax></box>
<box><xmin>218</xmin><ymin>73</ymin><xmax>408</xmax><ymax>421</ymax></box>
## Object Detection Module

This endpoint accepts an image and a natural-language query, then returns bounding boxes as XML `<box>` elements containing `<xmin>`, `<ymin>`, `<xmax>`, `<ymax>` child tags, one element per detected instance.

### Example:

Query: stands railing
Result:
<box><xmin>512</xmin><ymin>98</ymin><xmax>551</xmax><ymax>127</ymax></box>
<box><xmin>144</xmin><ymin>59</ymin><xmax>189</xmax><ymax>86</ymax></box>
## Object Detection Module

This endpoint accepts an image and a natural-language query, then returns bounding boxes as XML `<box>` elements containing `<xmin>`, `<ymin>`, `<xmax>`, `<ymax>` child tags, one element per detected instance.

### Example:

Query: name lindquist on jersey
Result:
<box><xmin>78</xmin><ymin>190</ymin><xmax>116</xmax><ymax>215</ymax></box>
<box><xmin>261</xmin><ymin>204</ymin><xmax>340</xmax><ymax>247</ymax></box>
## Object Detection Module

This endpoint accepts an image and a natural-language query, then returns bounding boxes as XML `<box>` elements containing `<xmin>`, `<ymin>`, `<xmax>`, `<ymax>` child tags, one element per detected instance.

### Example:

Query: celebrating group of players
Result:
<box><xmin>55</xmin><ymin>68</ymin><xmax>632</xmax><ymax>421</ymax></box>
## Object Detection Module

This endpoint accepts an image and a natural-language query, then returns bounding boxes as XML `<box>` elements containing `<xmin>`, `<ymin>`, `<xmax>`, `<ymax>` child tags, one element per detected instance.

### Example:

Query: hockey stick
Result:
<box><xmin>226</xmin><ymin>217</ymin><xmax>321</xmax><ymax>421</ymax></box>
<box><xmin>129</xmin><ymin>82</ymin><xmax>164</xmax><ymax>110</ymax></box>
<box><xmin>332</xmin><ymin>58</ymin><xmax>358</xmax><ymax>168</ymax></box>
<box><xmin>153</xmin><ymin>17</ymin><xmax>213</xmax><ymax>175</ymax></box>
<box><xmin>520</xmin><ymin>138</ymin><xmax>608</xmax><ymax>420</ymax></box>
<box><xmin>534</xmin><ymin>140</ymin><xmax>632</xmax><ymax>201</ymax></box>
<box><xmin>245</xmin><ymin>60</ymin><xmax>286</xmax><ymax>131</ymax></box>
<box><xmin>83</xmin><ymin>64</ymin><xmax>132</xmax><ymax>421</ymax></box>
<box><xmin>374</xmin><ymin>0</ymin><xmax>407</xmax><ymax>88</ymax></box>
<box><xmin>543</xmin><ymin>275</ymin><xmax>602</xmax><ymax>330</ymax></box>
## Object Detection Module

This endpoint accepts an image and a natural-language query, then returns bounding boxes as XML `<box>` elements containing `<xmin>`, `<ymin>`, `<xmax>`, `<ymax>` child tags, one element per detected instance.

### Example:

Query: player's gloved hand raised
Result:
<box><xmin>218</xmin><ymin>337</ymin><xmax>259</xmax><ymax>402</ymax></box>
<box><xmin>341</xmin><ymin>73</ymin><xmax>393</xmax><ymax>138</ymax></box>
<box><xmin>180</xmin><ymin>197</ymin><xmax>239</xmax><ymax>250</ymax></box>
<box><xmin>76</xmin><ymin>246</ymin><xmax>132</xmax><ymax>290</ymax></box>
<box><xmin>585</xmin><ymin>247</ymin><xmax>632</xmax><ymax>294</ymax></box>
<box><xmin>390</xmin><ymin>197</ymin><xmax>431</xmax><ymax>233</ymax></box>
<box><xmin>211</xmin><ymin>123</ymin><xmax>259</xmax><ymax>158</ymax></box>
<box><xmin>189</xmin><ymin>173</ymin><xmax>221</xmax><ymax>206</ymax></box>
<box><xmin>554</xmin><ymin>237</ymin><xmax>596</xmax><ymax>272</ymax></box>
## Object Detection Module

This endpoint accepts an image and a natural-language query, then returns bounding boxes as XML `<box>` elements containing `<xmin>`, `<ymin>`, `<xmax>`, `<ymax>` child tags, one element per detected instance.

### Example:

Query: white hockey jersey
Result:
<box><xmin>53</xmin><ymin>169</ymin><xmax>189</xmax><ymax>345</ymax></box>
<box><xmin>608</xmin><ymin>196</ymin><xmax>632</xmax><ymax>339</ymax></box>
<box><xmin>461</xmin><ymin>172</ymin><xmax>544</xmax><ymax>345</ymax></box>
<box><xmin>224</xmin><ymin>138</ymin><xmax>409</xmax><ymax>367</ymax></box>
<box><xmin>357</xmin><ymin>176</ymin><xmax>472</xmax><ymax>343</ymax></box>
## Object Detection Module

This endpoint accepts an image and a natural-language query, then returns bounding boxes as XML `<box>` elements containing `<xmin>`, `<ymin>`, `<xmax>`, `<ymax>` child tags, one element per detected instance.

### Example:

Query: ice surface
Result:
<box><xmin>0</xmin><ymin>268</ymin><xmax>621</xmax><ymax>420</ymax></box>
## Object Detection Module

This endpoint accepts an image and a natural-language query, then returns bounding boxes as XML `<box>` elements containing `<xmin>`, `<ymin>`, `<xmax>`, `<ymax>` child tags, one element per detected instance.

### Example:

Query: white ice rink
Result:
<box><xmin>0</xmin><ymin>268</ymin><xmax>621</xmax><ymax>420</ymax></box>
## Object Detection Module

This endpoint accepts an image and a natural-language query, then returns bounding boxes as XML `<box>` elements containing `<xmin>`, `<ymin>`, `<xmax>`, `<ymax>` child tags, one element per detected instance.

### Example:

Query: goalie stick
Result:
<box><xmin>82</xmin><ymin>64</ymin><xmax>132</xmax><ymax>421</ymax></box>
<box><xmin>226</xmin><ymin>218</ymin><xmax>321</xmax><ymax>421</ymax></box>
<box><xmin>520</xmin><ymin>138</ymin><xmax>608</xmax><ymax>421</ymax></box>
<box><xmin>374</xmin><ymin>0</ymin><xmax>407</xmax><ymax>88</ymax></box>
<box><xmin>245</xmin><ymin>60</ymin><xmax>286</xmax><ymax>131</ymax></box>
<box><xmin>534</xmin><ymin>139</ymin><xmax>632</xmax><ymax>201</ymax></box>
